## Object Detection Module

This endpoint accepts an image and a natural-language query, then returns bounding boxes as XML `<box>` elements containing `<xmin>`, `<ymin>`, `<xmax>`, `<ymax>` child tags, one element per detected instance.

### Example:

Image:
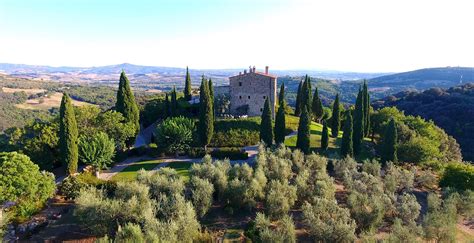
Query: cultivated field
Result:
<box><xmin>1</xmin><ymin>87</ymin><xmax>46</xmax><ymax>95</ymax></box>
<box><xmin>15</xmin><ymin>92</ymin><xmax>93</xmax><ymax>110</ymax></box>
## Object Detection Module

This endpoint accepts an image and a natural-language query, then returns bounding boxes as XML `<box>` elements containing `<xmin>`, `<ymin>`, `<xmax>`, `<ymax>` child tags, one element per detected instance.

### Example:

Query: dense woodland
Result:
<box><xmin>0</xmin><ymin>70</ymin><xmax>473</xmax><ymax>242</ymax></box>
<box><xmin>373</xmin><ymin>83</ymin><xmax>474</xmax><ymax>162</ymax></box>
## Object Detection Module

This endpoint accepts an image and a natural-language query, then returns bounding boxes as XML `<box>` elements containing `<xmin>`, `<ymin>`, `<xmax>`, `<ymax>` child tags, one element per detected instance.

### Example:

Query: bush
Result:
<box><xmin>78</xmin><ymin>132</ymin><xmax>115</xmax><ymax>173</ymax></box>
<box><xmin>439</xmin><ymin>162</ymin><xmax>474</xmax><ymax>191</ymax></box>
<box><xmin>211</xmin><ymin>147</ymin><xmax>248</xmax><ymax>160</ymax></box>
<box><xmin>362</xmin><ymin>159</ymin><xmax>381</xmax><ymax>177</ymax></box>
<box><xmin>187</xmin><ymin>147</ymin><xmax>208</xmax><ymax>158</ymax></box>
<box><xmin>302</xmin><ymin>199</ymin><xmax>356</xmax><ymax>242</ymax></box>
<box><xmin>58</xmin><ymin>176</ymin><xmax>87</xmax><ymax>199</ymax></box>
<box><xmin>0</xmin><ymin>152</ymin><xmax>56</xmax><ymax>220</ymax></box>
<box><xmin>415</xmin><ymin>170</ymin><xmax>438</xmax><ymax>190</ymax></box>
<box><xmin>210</xmin><ymin>129</ymin><xmax>259</xmax><ymax>147</ymax></box>
<box><xmin>246</xmin><ymin>213</ymin><xmax>296</xmax><ymax>243</ymax></box>
<box><xmin>265</xmin><ymin>180</ymin><xmax>297</xmax><ymax>219</ymax></box>
<box><xmin>423</xmin><ymin>193</ymin><xmax>458</xmax><ymax>243</ymax></box>
<box><xmin>190</xmin><ymin>177</ymin><xmax>214</xmax><ymax>218</ymax></box>
<box><xmin>155</xmin><ymin>116</ymin><xmax>195</xmax><ymax>155</ymax></box>
<box><xmin>333</xmin><ymin>156</ymin><xmax>357</xmax><ymax>179</ymax></box>
<box><xmin>386</xmin><ymin>218</ymin><xmax>420</xmax><ymax>243</ymax></box>
<box><xmin>395</xmin><ymin>193</ymin><xmax>421</xmax><ymax>225</ymax></box>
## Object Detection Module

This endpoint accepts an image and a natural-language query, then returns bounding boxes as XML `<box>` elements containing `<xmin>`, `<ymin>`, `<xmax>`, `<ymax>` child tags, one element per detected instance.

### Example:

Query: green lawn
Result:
<box><xmin>111</xmin><ymin>160</ymin><xmax>192</xmax><ymax>182</ymax></box>
<box><xmin>111</xmin><ymin>160</ymin><xmax>163</xmax><ymax>182</ymax></box>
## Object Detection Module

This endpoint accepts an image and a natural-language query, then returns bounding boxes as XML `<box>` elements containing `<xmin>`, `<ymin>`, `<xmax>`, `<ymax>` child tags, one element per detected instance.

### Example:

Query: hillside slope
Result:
<box><xmin>373</xmin><ymin>83</ymin><xmax>474</xmax><ymax>162</ymax></box>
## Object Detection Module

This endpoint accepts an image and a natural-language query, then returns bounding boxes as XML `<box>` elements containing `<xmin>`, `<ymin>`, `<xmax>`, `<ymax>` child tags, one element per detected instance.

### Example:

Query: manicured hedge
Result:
<box><xmin>211</xmin><ymin>147</ymin><xmax>248</xmax><ymax>160</ymax></box>
<box><xmin>439</xmin><ymin>162</ymin><xmax>474</xmax><ymax>191</ymax></box>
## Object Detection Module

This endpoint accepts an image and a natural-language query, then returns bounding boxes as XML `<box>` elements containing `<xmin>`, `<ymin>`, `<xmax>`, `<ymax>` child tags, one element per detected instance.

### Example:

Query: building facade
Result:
<box><xmin>229</xmin><ymin>66</ymin><xmax>277</xmax><ymax>117</ymax></box>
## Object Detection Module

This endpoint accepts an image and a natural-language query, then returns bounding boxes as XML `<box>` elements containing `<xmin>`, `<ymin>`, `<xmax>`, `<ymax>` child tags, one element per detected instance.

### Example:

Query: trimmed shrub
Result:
<box><xmin>211</xmin><ymin>148</ymin><xmax>248</xmax><ymax>160</ymax></box>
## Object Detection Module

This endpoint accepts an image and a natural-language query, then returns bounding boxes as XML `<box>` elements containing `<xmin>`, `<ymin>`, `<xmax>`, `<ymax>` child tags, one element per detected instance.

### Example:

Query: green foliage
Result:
<box><xmin>361</xmin><ymin>159</ymin><xmax>381</xmax><ymax>177</ymax></box>
<box><xmin>321</xmin><ymin>121</ymin><xmax>329</xmax><ymax>150</ymax></box>
<box><xmin>210</xmin><ymin>147</ymin><xmax>248</xmax><ymax>160</ymax></box>
<box><xmin>294</xmin><ymin>81</ymin><xmax>303</xmax><ymax>116</ymax></box>
<box><xmin>274</xmin><ymin>104</ymin><xmax>286</xmax><ymax>145</ymax></box>
<box><xmin>423</xmin><ymin>193</ymin><xmax>458</xmax><ymax>243</ymax></box>
<box><xmin>439</xmin><ymin>162</ymin><xmax>474</xmax><ymax>191</ymax></box>
<box><xmin>184</xmin><ymin>66</ymin><xmax>192</xmax><ymax>101</ymax></box>
<box><xmin>340</xmin><ymin>111</ymin><xmax>354</xmax><ymax>157</ymax></box>
<box><xmin>0</xmin><ymin>210</ymin><xmax>7</xmax><ymax>238</ymax></box>
<box><xmin>155</xmin><ymin>116</ymin><xmax>195</xmax><ymax>154</ymax></box>
<box><xmin>247</xmin><ymin>213</ymin><xmax>296</xmax><ymax>243</ymax></box>
<box><xmin>260</xmin><ymin>98</ymin><xmax>274</xmax><ymax>146</ymax></box>
<box><xmin>395</xmin><ymin>193</ymin><xmax>421</xmax><ymax>225</ymax></box>
<box><xmin>302</xmin><ymin>198</ymin><xmax>356</xmax><ymax>242</ymax></box>
<box><xmin>0</xmin><ymin>152</ymin><xmax>55</xmax><ymax>219</ymax></box>
<box><xmin>198</xmin><ymin>77</ymin><xmax>214</xmax><ymax>147</ymax></box>
<box><xmin>170</xmin><ymin>86</ymin><xmax>178</xmax><ymax>116</ymax></box>
<box><xmin>265</xmin><ymin>179</ymin><xmax>297</xmax><ymax>219</ymax></box>
<box><xmin>363</xmin><ymin>80</ymin><xmax>371</xmax><ymax>136</ymax></box>
<box><xmin>59</xmin><ymin>93</ymin><xmax>78</xmax><ymax>175</ymax></box>
<box><xmin>381</xmin><ymin>119</ymin><xmax>398</xmax><ymax>164</ymax></box>
<box><xmin>115</xmin><ymin>223</ymin><xmax>146</xmax><ymax>242</ymax></box>
<box><xmin>312</xmin><ymin>87</ymin><xmax>324</xmax><ymax>122</ymax></box>
<box><xmin>278</xmin><ymin>83</ymin><xmax>285</xmax><ymax>107</ymax></box>
<box><xmin>330</xmin><ymin>94</ymin><xmax>341</xmax><ymax>137</ymax></box>
<box><xmin>58</xmin><ymin>176</ymin><xmax>87</xmax><ymax>199</ymax></box>
<box><xmin>299</xmin><ymin>75</ymin><xmax>312</xmax><ymax>116</ymax></box>
<box><xmin>333</xmin><ymin>156</ymin><xmax>357</xmax><ymax>179</ymax></box>
<box><xmin>296</xmin><ymin>108</ymin><xmax>311</xmax><ymax>154</ymax></box>
<box><xmin>386</xmin><ymin>218</ymin><xmax>420</xmax><ymax>243</ymax></box>
<box><xmin>78</xmin><ymin>132</ymin><xmax>115</xmax><ymax>172</ymax></box>
<box><xmin>116</xmin><ymin>71</ymin><xmax>140</xmax><ymax>137</ymax></box>
<box><xmin>210</xmin><ymin>128</ymin><xmax>259</xmax><ymax>147</ymax></box>
<box><xmin>190</xmin><ymin>177</ymin><xmax>214</xmax><ymax>218</ymax></box>
<box><xmin>353</xmin><ymin>89</ymin><xmax>365</xmax><ymax>155</ymax></box>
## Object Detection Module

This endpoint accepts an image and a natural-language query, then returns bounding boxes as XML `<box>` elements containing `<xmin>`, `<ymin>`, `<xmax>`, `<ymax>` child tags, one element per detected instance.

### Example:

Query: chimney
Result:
<box><xmin>249</xmin><ymin>66</ymin><xmax>252</xmax><ymax>73</ymax></box>
<box><xmin>239</xmin><ymin>71</ymin><xmax>242</xmax><ymax>75</ymax></box>
<box><xmin>265</xmin><ymin>66</ymin><xmax>269</xmax><ymax>74</ymax></box>
<box><xmin>252</xmin><ymin>66</ymin><xmax>256</xmax><ymax>73</ymax></box>
<box><xmin>244</xmin><ymin>69</ymin><xmax>247</xmax><ymax>74</ymax></box>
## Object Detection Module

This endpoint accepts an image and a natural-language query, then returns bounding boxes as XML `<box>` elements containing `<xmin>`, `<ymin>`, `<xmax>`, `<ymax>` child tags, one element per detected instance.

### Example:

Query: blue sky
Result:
<box><xmin>1</xmin><ymin>0</ymin><xmax>473</xmax><ymax>72</ymax></box>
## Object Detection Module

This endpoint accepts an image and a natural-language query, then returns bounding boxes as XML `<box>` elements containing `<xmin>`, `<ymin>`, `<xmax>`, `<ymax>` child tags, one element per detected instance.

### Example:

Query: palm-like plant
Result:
<box><xmin>78</xmin><ymin>132</ymin><xmax>116</xmax><ymax>176</ymax></box>
<box><xmin>155</xmin><ymin>116</ymin><xmax>195</xmax><ymax>156</ymax></box>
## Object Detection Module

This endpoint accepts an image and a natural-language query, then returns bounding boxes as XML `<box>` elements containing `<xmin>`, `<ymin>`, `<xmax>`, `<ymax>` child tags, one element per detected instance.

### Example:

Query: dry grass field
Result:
<box><xmin>15</xmin><ymin>92</ymin><xmax>93</xmax><ymax>110</ymax></box>
<box><xmin>1</xmin><ymin>87</ymin><xmax>47</xmax><ymax>95</ymax></box>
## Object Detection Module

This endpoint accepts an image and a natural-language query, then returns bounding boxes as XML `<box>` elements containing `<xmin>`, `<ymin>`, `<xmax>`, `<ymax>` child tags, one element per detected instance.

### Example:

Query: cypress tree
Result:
<box><xmin>363</xmin><ymin>80</ymin><xmax>371</xmax><ymax>136</ymax></box>
<box><xmin>330</xmin><ymin>94</ymin><xmax>341</xmax><ymax>138</ymax></box>
<box><xmin>170</xmin><ymin>86</ymin><xmax>177</xmax><ymax>116</ymax></box>
<box><xmin>274</xmin><ymin>104</ymin><xmax>286</xmax><ymax>145</ymax></box>
<box><xmin>260</xmin><ymin>98</ymin><xmax>274</xmax><ymax>146</ymax></box>
<box><xmin>164</xmin><ymin>93</ymin><xmax>170</xmax><ymax>118</ymax></box>
<box><xmin>296</xmin><ymin>107</ymin><xmax>311</xmax><ymax>154</ymax></box>
<box><xmin>278</xmin><ymin>83</ymin><xmax>285</xmax><ymax>107</ymax></box>
<box><xmin>295</xmin><ymin>81</ymin><xmax>303</xmax><ymax>116</ymax></box>
<box><xmin>208</xmin><ymin>78</ymin><xmax>214</xmax><ymax>101</ymax></box>
<box><xmin>340</xmin><ymin>111</ymin><xmax>354</xmax><ymax>158</ymax></box>
<box><xmin>353</xmin><ymin>89</ymin><xmax>365</xmax><ymax>156</ymax></box>
<box><xmin>300</xmin><ymin>75</ymin><xmax>312</xmax><ymax>116</ymax></box>
<box><xmin>381</xmin><ymin>119</ymin><xmax>398</xmax><ymax>164</ymax></box>
<box><xmin>321</xmin><ymin>121</ymin><xmax>329</xmax><ymax>150</ymax></box>
<box><xmin>184</xmin><ymin>66</ymin><xmax>192</xmax><ymax>101</ymax></box>
<box><xmin>312</xmin><ymin>87</ymin><xmax>324</xmax><ymax>122</ymax></box>
<box><xmin>59</xmin><ymin>93</ymin><xmax>78</xmax><ymax>175</ymax></box>
<box><xmin>198</xmin><ymin>77</ymin><xmax>214</xmax><ymax>148</ymax></box>
<box><xmin>116</xmin><ymin>70</ymin><xmax>140</xmax><ymax>136</ymax></box>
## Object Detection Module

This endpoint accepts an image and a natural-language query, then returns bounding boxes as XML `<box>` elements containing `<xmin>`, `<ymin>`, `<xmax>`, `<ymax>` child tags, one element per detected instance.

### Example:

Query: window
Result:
<box><xmin>260</xmin><ymin>108</ymin><xmax>263</xmax><ymax>112</ymax></box>
<box><xmin>263</xmin><ymin>96</ymin><xmax>266</xmax><ymax>99</ymax></box>
<box><xmin>248</xmin><ymin>96</ymin><xmax>251</xmax><ymax>99</ymax></box>
<box><xmin>239</xmin><ymin>82</ymin><xmax>242</xmax><ymax>86</ymax></box>
<box><xmin>239</xmin><ymin>96</ymin><xmax>242</xmax><ymax>99</ymax></box>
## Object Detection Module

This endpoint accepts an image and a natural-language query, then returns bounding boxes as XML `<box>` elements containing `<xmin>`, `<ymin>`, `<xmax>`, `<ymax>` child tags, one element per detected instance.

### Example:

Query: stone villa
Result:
<box><xmin>228</xmin><ymin>66</ymin><xmax>277</xmax><ymax>117</ymax></box>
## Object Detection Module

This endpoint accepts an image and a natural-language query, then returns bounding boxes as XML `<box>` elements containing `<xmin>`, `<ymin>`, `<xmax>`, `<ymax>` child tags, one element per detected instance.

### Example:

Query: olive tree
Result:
<box><xmin>190</xmin><ymin>177</ymin><xmax>214</xmax><ymax>218</ymax></box>
<box><xmin>265</xmin><ymin>179</ymin><xmax>297</xmax><ymax>219</ymax></box>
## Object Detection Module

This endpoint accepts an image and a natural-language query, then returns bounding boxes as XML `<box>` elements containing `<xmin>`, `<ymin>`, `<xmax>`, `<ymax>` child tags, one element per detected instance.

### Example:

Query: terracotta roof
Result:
<box><xmin>229</xmin><ymin>71</ymin><xmax>277</xmax><ymax>79</ymax></box>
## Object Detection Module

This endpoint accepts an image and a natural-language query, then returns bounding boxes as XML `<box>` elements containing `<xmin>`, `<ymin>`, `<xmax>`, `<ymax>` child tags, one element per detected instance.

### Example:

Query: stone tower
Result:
<box><xmin>229</xmin><ymin>66</ymin><xmax>277</xmax><ymax>117</ymax></box>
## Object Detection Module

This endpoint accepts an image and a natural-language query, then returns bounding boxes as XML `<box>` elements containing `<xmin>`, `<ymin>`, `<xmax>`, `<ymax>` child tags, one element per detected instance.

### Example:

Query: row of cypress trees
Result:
<box><xmin>259</xmin><ymin>83</ymin><xmax>288</xmax><ymax>147</ymax></box>
<box><xmin>59</xmin><ymin>70</ymin><xmax>140</xmax><ymax>175</ymax></box>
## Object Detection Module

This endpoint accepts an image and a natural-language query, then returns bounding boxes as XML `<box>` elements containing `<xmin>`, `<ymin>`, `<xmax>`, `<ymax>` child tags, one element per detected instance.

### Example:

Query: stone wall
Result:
<box><xmin>229</xmin><ymin>72</ymin><xmax>277</xmax><ymax>117</ymax></box>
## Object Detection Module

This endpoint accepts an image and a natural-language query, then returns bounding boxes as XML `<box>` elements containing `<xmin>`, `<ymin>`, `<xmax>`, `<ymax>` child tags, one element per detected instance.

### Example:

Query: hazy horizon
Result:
<box><xmin>1</xmin><ymin>0</ymin><xmax>473</xmax><ymax>73</ymax></box>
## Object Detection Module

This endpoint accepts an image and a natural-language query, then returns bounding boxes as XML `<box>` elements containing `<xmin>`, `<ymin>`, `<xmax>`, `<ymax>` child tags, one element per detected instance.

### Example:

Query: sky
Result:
<box><xmin>0</xmin><ymin>0</ymin><xmax>473</xmax><ymax>72</ymax></box>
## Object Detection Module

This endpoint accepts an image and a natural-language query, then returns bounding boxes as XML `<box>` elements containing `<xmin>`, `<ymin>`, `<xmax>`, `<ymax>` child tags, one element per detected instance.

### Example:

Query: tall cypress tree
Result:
<box><xmin>295</xmin><ymin>81</ymin><xmax>303</xmax><ymax>116</ymax></box>
<box><xmin>278</xmin><ymin>83</ymin><xmax>285</xmax><ymax>107</ymax></box>
<box><xmin>363</xmin><ymin>80</ymin><xmax>370</xmax><ymax>136</ymax></box>
<box><xmin>170</xmin><ymin>86</ymin><xmax>178</xmax><ymax>117</ymax></box>
<box><xmin>353</xmin><ymin>89</ymin><xmax>365</xmax><ymax>156</ymax></box>
<box><xmin>312</xmin><ymin>87</ymin><xmax>324</xmax><ymax>122</ymax></box>
<box><xmin>184</xmin><ymin>66</ymin><xmax>192</xmax><ymax>101</ymax></box>
<box><xmin>296</xmin><ymin>107</ymin><xmax>311</xmax><ymax>154</ymax></box>
<box><xmin>164</xmin><ymin>93</ymin><xmax>170</xmax><ymax>118</ymax></box>
<box><xmin>300</xmin><ymin>75</ymin><xmax>312</xmax><ymax>116</ymax></box>
<box><xmin>198</xmin><ymin>77</ymin><xmax>214</xmax><ymax>149</ymax></box>
<box><xmin>208</xmin><ymin>78</ymin><xmax>215</xmax><ymax>117</ymax></box>
<box><xmin>340</xmin><ymin>111</ymin><xmax>354</xmax><ymax>157</ymax></box>
<box><xmin>116</xmin><ymin>70</ymin><xmax>140</xmax><ymax>136</ymax></box>
<box><xmin>381</xmin><ymin>119</ymin><xmax>398</xmax><ymax>164</ymax></box>
<box><xmin>330</xmin><ymin>94</ymin><xmax>341</xmax><ymax>138</ymax></box>
<box><xmin>260</xmin><ymin>98</ymin><xmax>274</xmax><ymax>146</ymax></box>
<box><xmin>274</xmin><ymin>104</ymin><xmax>286</xmax><ymax>145</ymax></box>
<box><xmin>59</xmin><ymin>93</ymin><xmax>78</xmax><ymax>175</ymax></box>
<box><xmin>321</xmin><ymin>121</ymin><xmax>329</xmax><ymax>150</ymax></box>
